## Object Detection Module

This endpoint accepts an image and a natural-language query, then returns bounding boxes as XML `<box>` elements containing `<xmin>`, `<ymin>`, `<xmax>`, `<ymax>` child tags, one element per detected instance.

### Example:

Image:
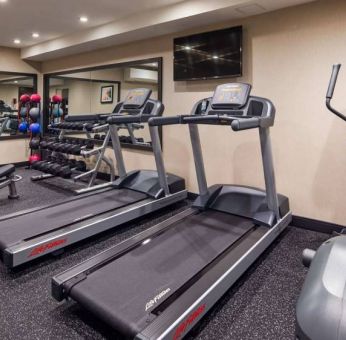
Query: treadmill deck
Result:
<box><xmin>68</xmin><ymin>210</ymin><xmax>255</xmax><ymax>337</ymax></box>
<box><xmin>0</xmin><ymin>188</ymin><xmax>147</xmax><ymax>250</ymax></box>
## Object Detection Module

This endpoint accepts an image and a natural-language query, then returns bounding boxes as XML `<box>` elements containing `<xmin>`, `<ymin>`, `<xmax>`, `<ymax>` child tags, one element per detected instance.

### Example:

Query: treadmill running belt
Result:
<box><xmin>68</xmin><ymin>210</ymin><xmax>254</xmax><ymax>337</ymax></box>
<box><xmin>0</xmin><ymin>189</ymin><xmax>147</xmax><ymax>250</ymax></box>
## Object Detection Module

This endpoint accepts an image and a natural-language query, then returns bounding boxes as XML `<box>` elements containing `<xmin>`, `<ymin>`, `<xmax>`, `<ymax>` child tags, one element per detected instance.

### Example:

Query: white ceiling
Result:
<box><xmin>0</xmin><ymin>0</ymin><xmax>184</xmax><ymax>47</ymax></box>
<box><xmin>0</xmin><ymin>0</ymin><xmax>316</xmax><ymax>61</ymax></box>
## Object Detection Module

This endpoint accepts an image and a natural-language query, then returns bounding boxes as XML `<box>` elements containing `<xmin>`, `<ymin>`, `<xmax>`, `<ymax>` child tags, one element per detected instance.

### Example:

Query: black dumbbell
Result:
<box><xmin>75</xmin><ymin>161</ymin><xmax>86</xmax><ymax>172</ymax></box>
<box><xmin>85</xmin><ymin>140</ymin><xmax>94</xmax><ymax>149</ymax></box>
<box><xmin>137</xmin><ymin>138</ymin><xmax>144</xmax><ymax>143</ymax></box>
<box><xmin>32</xmin><ymin>161</ymin><xmax>45</xmax><ymax>170</ymax></box>
<box><xmin>59</xmin><ymin>165</ymin><xmax>72</xmax><ymax>178</ymax></box>
<box><xmin>94</xmin><ymin>134</ymin><xmax>100</xmax><ymax>140</ymax></box>
<box><xmin>39</xmin><ymin>140</ymin><xmax>49</xmax><ymax>149</ymax></box>
<box><xmin>70</xmin><ymin>144</ymin><xmax>81</xmax><ymax>155</ymax></box>
<box><xmin>30</xmin><ymin>138</ymin><xmax>40</xmax><ymax>150</ymax></box>
<box><xmin>68</xmin><ymin>159</ymin><xmax>77</xmax><ymax>168</ymax></box>
<box><xmin>85</xmin><ymin>123</ymin><xmax>95</xmax><ymax>131</ymax></box>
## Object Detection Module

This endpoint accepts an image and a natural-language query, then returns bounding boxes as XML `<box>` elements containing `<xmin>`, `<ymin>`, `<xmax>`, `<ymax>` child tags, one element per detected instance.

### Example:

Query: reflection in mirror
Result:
<box><xmin>0</xmin><ymin>72</ymin><xmax>37</xmax><ymax>138</ymax></box>
<box><xmin>45</xmin><ymin>59</ymin><xmax>160</xmax><ymax>150</ymax></box>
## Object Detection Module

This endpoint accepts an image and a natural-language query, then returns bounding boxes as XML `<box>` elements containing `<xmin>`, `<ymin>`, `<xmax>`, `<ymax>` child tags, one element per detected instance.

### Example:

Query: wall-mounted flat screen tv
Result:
<box><xmin>174</xmin><ymin>26</ymin><xmax>242</xmax><ymax>81</ymax></box>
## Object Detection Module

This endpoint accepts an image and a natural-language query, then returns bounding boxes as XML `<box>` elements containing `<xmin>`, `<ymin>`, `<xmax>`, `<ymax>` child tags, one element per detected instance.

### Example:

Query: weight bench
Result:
<box><xmin>0</xmin><ymin>164</ymin><xmax>21</xmax><ymax>199</ymax></box>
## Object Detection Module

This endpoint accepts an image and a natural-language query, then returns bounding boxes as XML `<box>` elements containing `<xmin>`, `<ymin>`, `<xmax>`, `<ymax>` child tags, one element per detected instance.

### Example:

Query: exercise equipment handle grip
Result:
<box><xmin>107</xmin><ymin>115</ymin><xmax>142</xmax><ymax>125</ymax></box>
<box><xmin>326</xmin><ymin>64</ymin><xmax>346</xmax><ymax>122</ymax></box>
<box><xmin>149</xmin><ymin>116</ymin><xmax>181</xmax><ymax>126</ymax></box>
<box><xmin>231</xmin><ymin>117</ymin><xmax>260</xmax><ymax>131</ymax></box>
<box><xmin>327</xmin><ymin>64</ymin><xmax>341</xmax><ymax>99</ymax></box>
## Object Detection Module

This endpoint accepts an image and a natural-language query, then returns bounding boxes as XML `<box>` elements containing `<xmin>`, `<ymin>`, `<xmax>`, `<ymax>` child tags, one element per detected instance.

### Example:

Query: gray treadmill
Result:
<box><xmin>0</xmin><ymin>88</ymin><xmax>187</xmax><ymax>268</ymax></box>
<box><xmin>52</xmin><ymin>83</ymin><xmax>292</xmax><ymax>340</ymax></box>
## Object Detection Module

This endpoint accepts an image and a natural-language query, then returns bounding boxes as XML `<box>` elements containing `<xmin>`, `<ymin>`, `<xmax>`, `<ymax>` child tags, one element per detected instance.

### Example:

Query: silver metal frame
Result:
<box><xmin>4</xmin><ymin>188</ymin><xmax>187</xmax><ymax>268</ymax></box>
<box><xmin>0</xmin><ymin>172</ymin><xmax>21</xmax><ymax>199</ymax></box>
<box><xmin>32</xmin><ymin>121</ymin><xmax>116</xmax><ymax>194</ymax></box>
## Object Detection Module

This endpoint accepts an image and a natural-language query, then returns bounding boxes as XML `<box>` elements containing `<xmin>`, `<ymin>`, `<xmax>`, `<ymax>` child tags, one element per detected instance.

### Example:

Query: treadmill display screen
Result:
<box><xmin>123</xmin><ymin>88</ymin><xmax>152</xmax><ymax>109</ymax></box>
<box><xmin>211</xmin><ymin>83</ymin><xmax>251</xmax><ymax>109</ymax></box>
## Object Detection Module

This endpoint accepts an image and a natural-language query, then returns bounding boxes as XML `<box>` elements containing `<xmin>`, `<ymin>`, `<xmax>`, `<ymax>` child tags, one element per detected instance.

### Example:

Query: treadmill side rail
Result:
<box><xmin>4</xmin><ymin>190</ymin><xmax>187</xmax><ymax>268</ymax></box>
<box><xmin>137</xmin><ymin>212</ymin><xmax>292</xmax><ymax>340</ymax></box>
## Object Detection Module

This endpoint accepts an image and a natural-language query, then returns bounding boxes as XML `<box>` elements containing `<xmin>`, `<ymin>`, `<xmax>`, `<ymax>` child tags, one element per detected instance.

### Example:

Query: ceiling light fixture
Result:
<box><xmin>32</xmin><ymin>33</ymin><xmax>40</xmax><ymax>38</ymax></box>
<box><xmin>212</xmin><ymin>55</ymin><xmax>219</xmax><ymax>59</ymax></box>
<box><xmin>184</xmin><ymin>46</ymin><xmax>191</xmax><ymax>50</ymax></box>
<box><xmin>0</xmin><ymin>0</ymin><xmax>8</xmax><ymax>3</ymax></box>
<box><xmin>14</xmin><ymin>39</ymin><xmax>21</xmax><ymax>44</ymax></box>
<box><xmin>79</xmin><ymin>16</ymin><xmax>88</xmax><ymax>23</ymax></box>
<box><xmin>14</xmin><ymin>81</ymin><xmax>18</xmax><ymax>84</ymax></box>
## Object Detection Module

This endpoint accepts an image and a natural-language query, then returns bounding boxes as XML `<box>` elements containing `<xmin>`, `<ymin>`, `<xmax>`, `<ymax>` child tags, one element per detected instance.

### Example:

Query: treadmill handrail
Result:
<box><xmin>326</xmin><ymin>64</ymin><xmax>346</xmax><ymax>122</ymax></box>
<box><xmin>107</xmin><ymin>114</ymin><xmax>150</xmax><ymax>125</ymax></box>
<box><xmin>149</xmin><ymin>115</ymin><xmax>261</xmax><ymax>131</ymax></box>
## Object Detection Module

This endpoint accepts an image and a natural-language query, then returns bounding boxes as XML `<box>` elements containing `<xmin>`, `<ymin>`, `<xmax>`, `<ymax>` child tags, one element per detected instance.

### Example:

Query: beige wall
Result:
<box><xmin>0</xmin><ymin>85</ymin><xmax>18</xmax><ymax>107</ymax></box>
<box><xmin>0</xmin><ymin>47</ymin><xmax>40</xmax><ymax>164</ymax></box>
<box><xmin>41</xmin><ymin>0</ymin><xmax>346</xmax><ymax>224</ymax></box>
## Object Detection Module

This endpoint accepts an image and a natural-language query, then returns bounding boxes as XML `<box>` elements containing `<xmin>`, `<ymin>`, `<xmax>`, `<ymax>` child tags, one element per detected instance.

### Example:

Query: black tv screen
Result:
<box><xmin>174</xmin><ymin>26</ymin><xmax>242</xmax><ymax>81</ymax></box>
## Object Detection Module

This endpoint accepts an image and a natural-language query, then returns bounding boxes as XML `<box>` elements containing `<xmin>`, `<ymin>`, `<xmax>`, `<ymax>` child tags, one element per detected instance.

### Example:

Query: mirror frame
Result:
<box><xmin>0</xmin><ymin>71</ymin><xmax>38</xmax><ymax>140</ymax></box>
<box><xmin>43</xmin><ymin>57</ymin><xmax>163</xmax><ymax>152</ymax></box>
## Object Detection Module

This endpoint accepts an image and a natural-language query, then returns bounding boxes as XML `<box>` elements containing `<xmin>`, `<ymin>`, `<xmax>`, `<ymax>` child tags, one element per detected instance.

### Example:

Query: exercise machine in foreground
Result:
<box><xmin>52</xmin><ymin>83</ymin><xmax>291</xmax><ymax>340</ymax></box>
<box><xmin>0</xmin><ymin>164</ymin><xmax>21</xmax><ymax>199</ymax></box>
<box><xmin>296</xmin><ymin>64</ymin><xmax>346</xmax><ymax>340</ymax></box>
<box><xmin>0</xmin><ymin>88</ymin><xmax>186</xmax><ymax>268</ymax></box>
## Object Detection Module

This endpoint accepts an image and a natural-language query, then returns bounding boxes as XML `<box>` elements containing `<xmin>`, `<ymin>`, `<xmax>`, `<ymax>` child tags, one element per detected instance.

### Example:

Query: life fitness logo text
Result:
<box><xmin>29</xmin><ymin>238</ymin><xmax>67</xmax><ymax>257</ymax></box>
<box><xmin>173</xmin><ymin>304</ymin><xmax>206</xmax><ymax>340</ymax></box>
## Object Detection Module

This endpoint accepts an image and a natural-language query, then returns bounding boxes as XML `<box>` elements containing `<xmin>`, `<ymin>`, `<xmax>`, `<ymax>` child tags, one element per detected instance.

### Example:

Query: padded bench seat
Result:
<box><xmin>0</xmin><ymin>164</ymin><xmax>15</xmax><ymax>178</ymax></box>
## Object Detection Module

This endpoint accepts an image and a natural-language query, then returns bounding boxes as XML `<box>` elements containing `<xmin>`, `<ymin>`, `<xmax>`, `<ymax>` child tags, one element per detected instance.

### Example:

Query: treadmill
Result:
<box><xmin>0</xmin><ymin>88</ymin><xmax>187</xmax><ymax>268</ymax></box>
<box><xmin>52</xmin><ymin>83</ymin><xmax>292</xmax><ymax>339</ymax></box>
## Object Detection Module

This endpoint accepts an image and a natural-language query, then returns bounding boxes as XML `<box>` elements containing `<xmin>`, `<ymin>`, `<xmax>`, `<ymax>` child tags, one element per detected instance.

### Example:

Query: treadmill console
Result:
<box><xmin>211</xmin><ymin>83</ymin><xmax>251</xmax><ymax>110</ymax></box>
<box><xmin>123</xmin><ymin>88</ymin><xmax>152</xmax><ymax>110</ymax></box>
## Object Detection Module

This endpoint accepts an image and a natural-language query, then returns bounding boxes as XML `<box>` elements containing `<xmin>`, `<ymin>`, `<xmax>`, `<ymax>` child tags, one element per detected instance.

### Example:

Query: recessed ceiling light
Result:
<box><xmin>184</xmin><ymin>46</ymin><xmax>191</xmax><ymax>50</ymax></box>
<box><xmin>79</xmin><ymin>16</ymin><xmax>88</xmax><ymax>23</ymax></box>
<box><xmin>0</xmin><ymin>0</ymin><xmax>8</xmax><ymax>4</ymax></box>
<box><xmin>14</xmin><ymin>81</ymin><xmax>18</xmax><ymax>84</ymax></box>
<box><xmin>14</xmin><ymin>39</ymin><xmax>21</xmax><ymax>44</ymax></box>
<box><xmin>32</xmin><ymin>33</ymin><xmax>40</xmax><ymax>38</ymax></box>
<box><xmin>212</xmin><ymin>55</ymin><xmax>219</xmax><ymax>59</ymax></box>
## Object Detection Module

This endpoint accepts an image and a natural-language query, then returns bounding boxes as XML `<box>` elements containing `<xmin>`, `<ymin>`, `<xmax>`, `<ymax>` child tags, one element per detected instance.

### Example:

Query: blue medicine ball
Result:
<box><xmin>18</xmin><ymin>121</ymin><xmax>28</xmax><ymax>133</ymax></box>
<box><xmin>29</xmin><ymin>123</ymin><xmax>40</xmax><ymax>134</ymax></box>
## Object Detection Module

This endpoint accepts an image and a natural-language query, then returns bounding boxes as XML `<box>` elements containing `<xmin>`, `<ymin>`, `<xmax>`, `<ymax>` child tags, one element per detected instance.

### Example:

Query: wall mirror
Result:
<box><xmin>44</xmin><ymin>57</ymin><xmax>162</xmax><ymax>151</ymax></box>
<box><xmin>0</xmin><ymin>72</ymin><xmax>37</xmax><ymax>140</ymax></box>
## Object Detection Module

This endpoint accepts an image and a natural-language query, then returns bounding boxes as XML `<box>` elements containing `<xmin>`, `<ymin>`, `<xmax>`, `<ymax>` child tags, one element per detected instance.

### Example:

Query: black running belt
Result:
<box><xmin>69</xmin><ymin>210</ymin><xmax>254</xmax><ymax>337</ymax></box>
<box><xmin>0</xmin><ymin>189</ymin><xmax>147</xmax><ymax>250</ymax></box>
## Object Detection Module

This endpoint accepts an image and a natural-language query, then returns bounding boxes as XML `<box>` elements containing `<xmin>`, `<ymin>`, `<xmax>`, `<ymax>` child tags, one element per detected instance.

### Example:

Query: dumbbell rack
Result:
<box><xmin>31</xmin><ymin>119</ymin><xmax>115</xmax><ymax>195</ymax></box>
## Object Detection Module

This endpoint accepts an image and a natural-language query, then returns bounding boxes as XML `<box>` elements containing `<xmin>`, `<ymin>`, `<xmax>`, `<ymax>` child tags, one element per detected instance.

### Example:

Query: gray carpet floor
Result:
<box><xmin>0</xmin><ymin>168</ymin><xmax>329</xmax><ymax>340</ymax></box>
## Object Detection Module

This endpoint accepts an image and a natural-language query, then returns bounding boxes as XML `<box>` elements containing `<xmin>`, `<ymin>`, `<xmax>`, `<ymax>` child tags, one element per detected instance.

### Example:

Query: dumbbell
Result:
<box><xmin>136</xmin><ymin>138</ymin><xmax>144</xmax><ymax>143</ymax></box>
<box><xmin>69</xmin><ymin>144</ymin><xmax>81</xmax><ymax>155</ymax></box>
<box><xmin>39</xmin><ymin>140</ymin><xmax>49</xmax><ymax>149</ymax></box>
<box><xmin>84</xmin><ymin>123</ymin><xmax>95</xmax><ymax>131</ymax></box>
<box><xmin>75</xmin><ymin>160</ymin><xmax>86</xmax><ymax>172</ymax></box>
<box><xmin>32</xmin><ymin>160</ymin><xmax>45</xmax><ymax>170</ymax></box>
<box><xmin>85</xmin><ymin>140</ymin><xmax>94</xmax><ymax>150</ymax></box>
<box><xmin>94</xmin><ymin>134</ymin><xmax>101</xmax><ymax>140</ymax></box>
<box><xmin>30</xmin><ymin>138</ymin><xmax>41</xmax><ymax>150</ymax></box>
<box><xmin>58</xmin><ymin>165</ymin><xmax>72</xmax><ymax>178</ymax></box>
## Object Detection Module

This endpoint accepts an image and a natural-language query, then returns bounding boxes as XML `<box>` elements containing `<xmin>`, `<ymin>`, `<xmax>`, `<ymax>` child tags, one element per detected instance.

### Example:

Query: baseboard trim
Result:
<box><xmin>0</xmin><ymin>161</ymin><xmax>29</xmax><ymax>168</ymax></box>
<box><xmin>292</xmin><ymin>215</ymin><xmax>345</xmax><ymax>234</ymax></box>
